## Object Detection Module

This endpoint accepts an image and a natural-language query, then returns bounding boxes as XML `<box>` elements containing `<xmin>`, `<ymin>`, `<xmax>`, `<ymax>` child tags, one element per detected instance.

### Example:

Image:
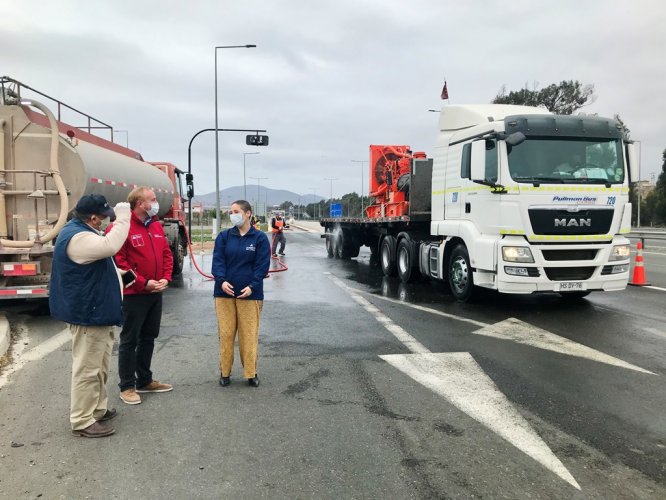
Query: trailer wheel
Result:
<box><xmin>448</xmin><ymin>243</ymin><xmax>475</xmax><ymax>302</ymax></box>
<box><xmin>171</xmin><ymin>234</ymin><xmax>185</xmax><ymax>276</ymax></box>
<box><xmin>380</xmin><ymin>235</ymin><xmax>397</xmax><ymax>277</ymax></box>
<box><xmin>397</xmin><ymin>238</ymin><xmax>418</xmax><ymax>283</ymax></box>
<box><xmin>335</xmin><ymin>229</ymin><xmax>352</xmax><ymax>260</ymax></box>
<box><xmin>325</xmin><ymin>229</ymin><xmax>334</xmax><ymax>257</ymax></box>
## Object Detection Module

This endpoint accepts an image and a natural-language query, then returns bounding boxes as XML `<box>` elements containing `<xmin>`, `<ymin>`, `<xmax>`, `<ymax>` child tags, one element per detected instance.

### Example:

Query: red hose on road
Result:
<box><xmin>183</xmin><ymin>226</ymin><xmax>287</xmax><ymax>280</ymax></box>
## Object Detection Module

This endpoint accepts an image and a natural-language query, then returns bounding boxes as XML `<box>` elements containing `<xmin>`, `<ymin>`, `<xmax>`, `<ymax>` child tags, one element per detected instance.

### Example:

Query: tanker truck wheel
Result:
<box><xmin>397</xmin><ymin>237</ymin><xmax>419</xmax><ymax>283</ymax></box>
<box><xmin>171</xmin><ymin>234</ymin><xmax>185</xmax><ymax>276</ymax></box>
<box><xmin>380</xmin><ymin>235</ymin><xmax>397</xmax><ymax>277</ymax></box>
<box><xmin>448</xmin><ymin>243</ymin><xmax>475</xmax><ymax>302</ymax></box>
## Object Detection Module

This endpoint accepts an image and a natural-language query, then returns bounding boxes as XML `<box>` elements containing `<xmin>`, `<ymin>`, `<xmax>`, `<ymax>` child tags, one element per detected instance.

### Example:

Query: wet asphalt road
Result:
<box><xmin>1</xmin><ymin>229</ymin><xmax>665</xmax><ymax>499</ymax></box>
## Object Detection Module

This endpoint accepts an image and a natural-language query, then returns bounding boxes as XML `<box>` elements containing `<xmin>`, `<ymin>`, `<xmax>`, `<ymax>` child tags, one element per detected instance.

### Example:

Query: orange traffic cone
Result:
<box><xmin>629</xmin><ymin>241</ymin><xmax>650</xmax><ymax>286</ymax></box>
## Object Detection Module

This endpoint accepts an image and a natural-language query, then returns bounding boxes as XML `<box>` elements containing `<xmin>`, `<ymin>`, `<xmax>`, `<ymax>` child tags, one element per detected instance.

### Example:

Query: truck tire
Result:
<box><xmin>171</xmin><ymin>233</ymin><xmax>185</xmax><ymax>276</ymax></box>
<box><xmin>397</xmin><ymin>238</ymin><xmax>419</xmax><ymax>283</ymax></box>
<box><xmin>448</xmin><ymin>243</ymin><xmax>475</xmax><ymax>302</ymax></box>
<box><xmin>380</xmin><ymin>235</ymin><xmax>397</xmax><ymax>277</ymax></box>
<box><xmin>325</xmin><ymin>229</ymin><xmax>334</xmax><ymax>257</ymax></box>
<box><xmin>335</xmin><ymin>229</ymin><xmax>352</xmax><ymax>260</ymax></box>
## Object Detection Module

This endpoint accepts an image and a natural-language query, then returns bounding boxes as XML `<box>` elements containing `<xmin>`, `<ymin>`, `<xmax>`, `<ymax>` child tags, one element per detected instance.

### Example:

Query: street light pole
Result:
<box><xmin>324</xmin><ymin>177</ymin><xmax>338</xmax><ymax>216</ymax></box>
<box><xmin>352</xmin><ymin>160</ymin><xmax>367</xmax><ymax>217</ymax></box>
<box><xmin>243</xmin><ymin>152</ymin><xmax>260</xmax><ymax>199</ymax></box>
<box><xmin>214</xmin><ymin>44</ymin><xmax>256</xmax><ymax>229</ymax></box>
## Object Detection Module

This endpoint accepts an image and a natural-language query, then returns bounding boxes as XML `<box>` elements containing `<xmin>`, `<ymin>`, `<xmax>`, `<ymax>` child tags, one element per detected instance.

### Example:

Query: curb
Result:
<box><xmin>0</xmin><ymin>312</ymin><xmax>9</xmax><ymax>358</ymax></box>
<box><xmin>290</xmin><ymin>222</ymin><xmax>323</xmax><ymax>234</ymax></box>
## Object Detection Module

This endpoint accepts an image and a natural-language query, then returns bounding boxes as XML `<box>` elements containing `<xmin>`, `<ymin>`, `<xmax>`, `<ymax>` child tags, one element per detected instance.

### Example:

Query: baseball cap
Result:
<box><xmin>75</xmin><ymin>194</ymin><xmax>116</xmax><ymax>218</ymax></box>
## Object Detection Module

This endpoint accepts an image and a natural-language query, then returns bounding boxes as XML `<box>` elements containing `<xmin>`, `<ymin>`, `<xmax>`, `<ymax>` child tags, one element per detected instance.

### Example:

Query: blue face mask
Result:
<box><xmin>230</xmin><ymin>213</ymin><xmax>244</xmax><ymax>227</ymax></box>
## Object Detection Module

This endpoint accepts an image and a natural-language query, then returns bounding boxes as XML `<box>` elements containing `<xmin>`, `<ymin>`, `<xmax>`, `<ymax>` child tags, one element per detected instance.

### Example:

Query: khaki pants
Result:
<box><xmin>69</xmin><ymin>324</ymin><xmax>115</xmax><ymax>430</ymax></box>
<box><xmin>215</xmin><ymin>298</ymin><xmax>263</xmax><ymax>379</ymax></box>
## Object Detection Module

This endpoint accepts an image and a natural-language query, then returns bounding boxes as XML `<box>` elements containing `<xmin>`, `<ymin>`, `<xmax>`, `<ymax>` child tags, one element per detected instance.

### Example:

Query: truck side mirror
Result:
<box><xmin>470</xmin><ymin>140</ymin><xmax>487</xmax><ymax>182</ymax></box>
<box><xmin>625</xmin><ymin>142</ymin><xmax>638</xmax><ymax>183</ymax></box>
<box><xmin>186</xmin><ymin>173</ymin><xmax>194</xmax><ymax>183</ymax></box>
<box><xmin>187</xmin><ymin>185</ymin><xmax>194</xmax><ymax>199</ymax></box>
<box><xmin>246</xmin><ymin>134</ymin><xmax>269</xmax><ymax>146</ymax></box>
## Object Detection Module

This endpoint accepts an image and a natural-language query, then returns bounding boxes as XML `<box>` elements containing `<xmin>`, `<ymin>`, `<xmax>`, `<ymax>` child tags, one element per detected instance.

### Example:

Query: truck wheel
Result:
<box><xmin>325</xmin><ymin>230</ymin><xmax>334</xmax><ymax>257</ymax></box>
<box><xmin>397</xmin><ymin>238</ymin><xmax>419</xmax><ymax>283</ymax></box>
<box><xmin>171</xmin><ymin>234</ymin><xmax>185</xmax><ymax>276</ymax></box>
<box><xmin>448</xmin><ymin>244</ymin><xmax>475</xmax><ymax>302</ymax></box>
<box><xmin>336</xmin><ymin>230</ymin><xmax>352</xmax><ymax>260</ymax></box>
<box><xmin>380</xmin><ymin>235</ymin><xmax>397</xmax><ymax>277</ymax></box>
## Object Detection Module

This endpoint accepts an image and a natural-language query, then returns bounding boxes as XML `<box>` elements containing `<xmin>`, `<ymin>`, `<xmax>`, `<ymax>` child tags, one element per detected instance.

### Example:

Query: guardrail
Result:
<box><xmin>628</xmin><ymin>229</ymin><xmax>666</xmax><ymax>245</ymax></box>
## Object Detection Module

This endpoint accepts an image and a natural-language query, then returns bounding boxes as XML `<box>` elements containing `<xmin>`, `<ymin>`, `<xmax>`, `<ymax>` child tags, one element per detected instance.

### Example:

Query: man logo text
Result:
<box><xmin>554</xmin><ymin>218</ymin><xmax>591</xmax><ymax>227</ymax></box>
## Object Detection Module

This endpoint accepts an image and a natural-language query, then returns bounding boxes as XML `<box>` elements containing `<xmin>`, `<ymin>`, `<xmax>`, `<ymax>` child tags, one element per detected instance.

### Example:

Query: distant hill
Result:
<box><xmin>193</xmin><ymin>185</ymin><xmax>325</xmax><ymax>208</ymax></box>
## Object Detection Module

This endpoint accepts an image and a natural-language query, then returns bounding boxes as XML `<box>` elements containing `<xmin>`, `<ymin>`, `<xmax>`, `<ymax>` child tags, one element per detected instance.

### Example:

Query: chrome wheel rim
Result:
<box><xmin>451</xmin><ymin>256</ymin><xmax>468</xmax><ymax>293</ymax></box>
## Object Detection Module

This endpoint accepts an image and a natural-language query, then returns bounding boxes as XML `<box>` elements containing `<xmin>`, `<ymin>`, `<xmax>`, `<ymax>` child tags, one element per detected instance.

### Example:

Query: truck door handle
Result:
<box><xmin>465</xmin><ymin>203</ymin><xmax>471</xmax><ymax>214</ymax></box>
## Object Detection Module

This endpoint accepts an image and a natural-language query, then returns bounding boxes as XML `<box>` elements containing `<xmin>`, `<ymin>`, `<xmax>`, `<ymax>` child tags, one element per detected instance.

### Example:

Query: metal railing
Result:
<box><xmin>0</xmin><ymin>76</ymin><xmax>115</xmax><ymax>141</ymax></box>
<box><xmin>628</xmin><ymin>228</ymin><xmax>666</xmax><ymax>245</ymax></box>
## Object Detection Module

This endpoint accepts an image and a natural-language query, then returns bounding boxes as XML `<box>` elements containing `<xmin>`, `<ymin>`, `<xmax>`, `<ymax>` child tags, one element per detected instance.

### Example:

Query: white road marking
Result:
<box><xmin>473</xmin><ymin>318</ymin><xmax>656</xmax><ymax>375</ymax></box>
<box><xmin>381</xmin><ymin>352</ymin><xmax>580</xmax><ymax>490</ymax></box>
<box><xmin>326</xmin><ymin>272</ymin><xmax>580</xmax><ymax>489</ymax></box>
<box><xmin>0</xmin><ymin>327</ymin><xmax>70</xmax><ymax>390</ymax></box>
<box><xmin>644</xmin><ymin>285</ymin><xmax>666</xmax><ymax>292</ymax></box>
<box><xmin>643</xmin><ymin>327</ymin><xmax>666</xmax><ymax>339</ymax></box>
<box><xmin>327</xmin><ymin>273</ymin><xmax>428</xmax><ymax>353</ymax></box>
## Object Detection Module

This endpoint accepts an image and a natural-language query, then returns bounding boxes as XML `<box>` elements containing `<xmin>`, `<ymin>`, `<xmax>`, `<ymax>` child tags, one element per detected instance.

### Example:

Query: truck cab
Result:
<box><xmin>426</xmin><ymin>105</ymin><xmax>637</xmax><ymax>300</ymax></box>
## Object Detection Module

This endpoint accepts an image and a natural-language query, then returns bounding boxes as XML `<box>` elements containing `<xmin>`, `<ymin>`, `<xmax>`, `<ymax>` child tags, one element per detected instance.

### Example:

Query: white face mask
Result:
<box><xmin>230</xmin><ymin>213</ymin><xmax>244</xmax><ymax>227</ymax></box>
<box><xmin>146</xmin><ymin>202</ymin><xmax>159</xmax><ymax>217</ymax></box>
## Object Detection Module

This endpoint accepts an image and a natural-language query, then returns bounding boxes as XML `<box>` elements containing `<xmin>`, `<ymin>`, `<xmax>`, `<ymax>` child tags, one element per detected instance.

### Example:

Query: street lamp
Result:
<box><xmin>113</xmin><ymin>129</ymin><xmax>129</xmax><ymax>148</ymax></box>
<box><xmin>243</xmin><ymin>152</ymin><xmax>260</xmax><ymax>199</ymax></box>
<box><xmin>352</xmin><ymin>160</ymin><xmax>367</xmax><ymax>217</ymax></box>
<box><xmin>324</xmin><ymin>177</ymin><xmax>338</xmax><ymax>201</ymax></box>
<box><xmin>214</xmin><ymin>43</ymin><xmax>256</xmax><ymax>227</ymax></box>
<box><xmin>249</xmin><ymin>176</ymin><xmax>268</xmax><ymax>216</ymax></box>
<box><xmin>309</xmin><ymin>188</ymin><xmax>318</xmax><ymax>219</ymax></box>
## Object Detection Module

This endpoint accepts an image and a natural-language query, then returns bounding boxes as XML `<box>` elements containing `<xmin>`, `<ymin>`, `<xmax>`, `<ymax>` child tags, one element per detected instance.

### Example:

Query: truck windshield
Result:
<box><xmin>506</xmin><ymin>137</ymin><xmax>625</xmax><ymax>184</ymax></box>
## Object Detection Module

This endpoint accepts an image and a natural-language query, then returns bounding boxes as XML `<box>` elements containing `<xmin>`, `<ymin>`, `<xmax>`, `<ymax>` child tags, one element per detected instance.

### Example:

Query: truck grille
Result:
<box><xmin>544</xmin><ymin>267</ymin><xmax>596</xmax><ymax>281</ymax></box>
<box><xmin>528</xmin><ymin>208</ymin><xmax>614</xmax><ymax>235</ymax></box>
<box><xmin>541</xmin><ymin>249</ymin><xmax>598</xmax><ymax>261</ymax></box>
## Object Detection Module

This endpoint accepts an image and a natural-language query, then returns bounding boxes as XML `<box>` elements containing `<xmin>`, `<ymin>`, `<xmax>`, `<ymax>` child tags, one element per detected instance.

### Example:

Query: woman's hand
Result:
<box><xmin>237</xmin><ymin>286</ymin><xmax>252</xmax><ymax>299</ymax></box>
<box><xmin>221</xmin><ymin>281</ymin><xmax>234</xmax><ymax>296</ymax></box>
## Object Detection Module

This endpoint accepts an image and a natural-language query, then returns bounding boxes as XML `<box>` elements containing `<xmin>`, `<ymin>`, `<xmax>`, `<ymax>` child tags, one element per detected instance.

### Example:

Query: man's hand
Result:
<box><xmin>221</xmin><ymin>281</ymin><xmax>234</xmax><ymax>296</ymax></box>
<box><xmin>114</xmin><ymin>202</ymin><xmax>131</xmax><ymax>219</ymax></box>
<box><xmin>145</xmin><ymin>279</ymin><xmax>168</xmax><ymax>293</ymax></box>
<box><xmin>237</xmin><ymin>286</ymin><xmax>252</xmax><ymax>299</ymax></box>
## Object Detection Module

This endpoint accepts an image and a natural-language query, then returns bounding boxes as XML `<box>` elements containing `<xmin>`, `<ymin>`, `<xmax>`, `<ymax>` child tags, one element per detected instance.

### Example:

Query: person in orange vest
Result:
<box><xmin>271</xmin><ymin>213</ymin><xmax>286</xmax><ymax>257</ymax></box>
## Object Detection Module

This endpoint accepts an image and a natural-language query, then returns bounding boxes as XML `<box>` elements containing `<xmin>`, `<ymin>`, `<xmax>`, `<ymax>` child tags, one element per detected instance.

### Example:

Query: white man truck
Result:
<box><xmin>321</xmin><ymin>104</ymin><xmax>638</xmax><ymax>301</ymax></box>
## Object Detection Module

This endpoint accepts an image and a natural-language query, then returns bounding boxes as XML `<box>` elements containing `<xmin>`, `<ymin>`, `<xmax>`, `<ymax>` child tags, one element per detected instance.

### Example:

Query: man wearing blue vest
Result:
<box><xmin>50</xmin><ymin>194</ymin><xmax>131</xmax><ymax>438</ymax></box>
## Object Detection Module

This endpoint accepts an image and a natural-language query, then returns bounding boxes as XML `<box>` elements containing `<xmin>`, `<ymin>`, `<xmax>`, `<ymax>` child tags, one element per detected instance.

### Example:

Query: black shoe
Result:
<box><xmin>272</xmin><ymin>254</ymin><xmax>278</xmax><ymax>258</ymax></box>
<box><xmin>248</xmin><ymin>375</ymin><xmax>260</xmax><ymax>387</ymax></box>
<box><xmin>97</xmin><ymin>408</ymin><xmax>117</xmax><ymax>422</ymax></box>
<box><xmin>278</xmin><ymin>252</ymin><xmax>285</xmax><ymax>256</ymax></box>
<box><xmin>219</xmin><ymin>376</ymin><xmax>230</xmax><ymax>387</ymax></box>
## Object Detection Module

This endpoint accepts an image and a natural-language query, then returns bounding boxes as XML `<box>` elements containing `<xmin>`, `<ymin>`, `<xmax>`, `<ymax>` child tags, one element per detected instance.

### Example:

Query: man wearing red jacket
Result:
<box><xmin>109</xmin><ymin>186</ymin><xmax>174</xmax><ymax>405</ymax></box>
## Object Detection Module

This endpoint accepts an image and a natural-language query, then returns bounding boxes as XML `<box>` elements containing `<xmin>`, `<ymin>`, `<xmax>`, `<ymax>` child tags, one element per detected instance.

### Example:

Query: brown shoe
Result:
<box><xmin>136</xmin><ymin>380</ymin><xmax>173</xmax><ymax>393</ymax></box>
<box><xmin>120</xmin><ymin>388</ymin><xmax>141</xmax><ymax>405</ymax></box>
<box><xmin>72</xmin><ymin>421</ymin><xmax>114</xmax><ymax>438</ymax></box>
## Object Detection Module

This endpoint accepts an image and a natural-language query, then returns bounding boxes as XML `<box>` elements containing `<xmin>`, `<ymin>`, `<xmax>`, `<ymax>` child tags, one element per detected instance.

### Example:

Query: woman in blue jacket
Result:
<box><xmin>212</xmin><ymin>200</ymin><xmax>271</xmax><ymax>387</ymax></box>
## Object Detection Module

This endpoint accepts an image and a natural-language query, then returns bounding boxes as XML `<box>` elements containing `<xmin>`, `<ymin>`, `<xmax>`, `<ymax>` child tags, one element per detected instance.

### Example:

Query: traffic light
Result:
<box><xmin>246</xmin><ymin>134</ymin><xmax>269</xmax><ymax>146</ymax></box>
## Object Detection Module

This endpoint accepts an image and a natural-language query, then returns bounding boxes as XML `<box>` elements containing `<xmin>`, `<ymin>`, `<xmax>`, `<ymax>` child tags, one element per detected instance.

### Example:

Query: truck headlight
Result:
<box><xmin>502</xmin><ymin>246</ymin><xmax>534</xmax><ymax>263</ymax></box>
<box><xmin>609</xmin><ymin>244</ymin><xmax>630</xmax><ymax>261</ymax></box>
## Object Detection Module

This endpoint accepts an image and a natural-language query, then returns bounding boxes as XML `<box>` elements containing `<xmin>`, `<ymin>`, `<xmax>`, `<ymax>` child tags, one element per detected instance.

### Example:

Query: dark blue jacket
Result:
<box><xmin>212</xmin><ymin>226</ymin><xmax>271</xmax><ymax>300</ymax></box>
<box><xmin>49</xmin><ymin>219</ymin><xmax>124</xmax><ymax>326</ymax></box>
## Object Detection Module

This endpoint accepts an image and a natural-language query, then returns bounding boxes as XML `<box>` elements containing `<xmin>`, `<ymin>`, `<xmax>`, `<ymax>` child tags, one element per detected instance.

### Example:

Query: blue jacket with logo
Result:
<box><xmin>49</xmin><ymin>219</ymin><xmax>124</xmax><ymax>326</ymax></box>
<box><xmin>212</xmin><ymin>226</ymin><xmax>271</xmax><ymax>300</ymax></box>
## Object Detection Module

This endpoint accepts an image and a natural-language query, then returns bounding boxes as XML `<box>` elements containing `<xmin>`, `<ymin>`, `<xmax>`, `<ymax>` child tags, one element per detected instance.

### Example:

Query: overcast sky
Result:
<box><xmin>2</xmin><ymin>0</ymin><xmax>665</xmax><ymax>200</ymax></box>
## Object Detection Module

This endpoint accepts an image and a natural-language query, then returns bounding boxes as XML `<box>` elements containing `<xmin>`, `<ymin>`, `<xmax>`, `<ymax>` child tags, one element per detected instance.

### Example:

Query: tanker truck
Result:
<box><xmin>0</xmin><ymin>76</ymin><xmax>188</xmax><ymax>299</ymax></box>
<box><xmin>321</xmin><ymin>104</ymin><xmax>640</xmax><ymax>301</ymax></box>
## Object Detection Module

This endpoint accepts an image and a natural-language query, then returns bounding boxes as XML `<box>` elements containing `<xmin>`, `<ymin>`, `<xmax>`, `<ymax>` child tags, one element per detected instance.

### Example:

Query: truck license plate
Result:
<box><xmin>558</xmin><ymin>282</ymin><xmax>585</xmax><ymax>291</ymax></box>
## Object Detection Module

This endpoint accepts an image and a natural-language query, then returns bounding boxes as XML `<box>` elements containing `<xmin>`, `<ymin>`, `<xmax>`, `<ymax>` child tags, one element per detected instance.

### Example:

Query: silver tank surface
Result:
<box><xmin>2</xmin><ymin>104</ymin><xmax>173</xmax><ymax>242</ymax></box>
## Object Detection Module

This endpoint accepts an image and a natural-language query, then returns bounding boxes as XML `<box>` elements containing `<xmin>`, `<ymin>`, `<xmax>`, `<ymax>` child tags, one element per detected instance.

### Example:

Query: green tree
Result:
<box><xmin>653</xmin><ymin>149</ymin><xmax>666</xmax><ymax>225</ymax></box>
<box><xmin>492</xmin><ymin>80</ymin><xmax>595</xmax><ymax>115</ymax></box>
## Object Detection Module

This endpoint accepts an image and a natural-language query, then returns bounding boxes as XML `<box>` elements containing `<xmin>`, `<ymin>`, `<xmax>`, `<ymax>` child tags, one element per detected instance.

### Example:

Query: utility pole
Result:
<box><xmin>249</xmin><ymin>176</ymin><xmax>268</xmax><ymax>217</ymax></box>
<box><xmin>351</xmin><ymin>160</ymin><xmax>367</xmax><ymax>217</ymax></box>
